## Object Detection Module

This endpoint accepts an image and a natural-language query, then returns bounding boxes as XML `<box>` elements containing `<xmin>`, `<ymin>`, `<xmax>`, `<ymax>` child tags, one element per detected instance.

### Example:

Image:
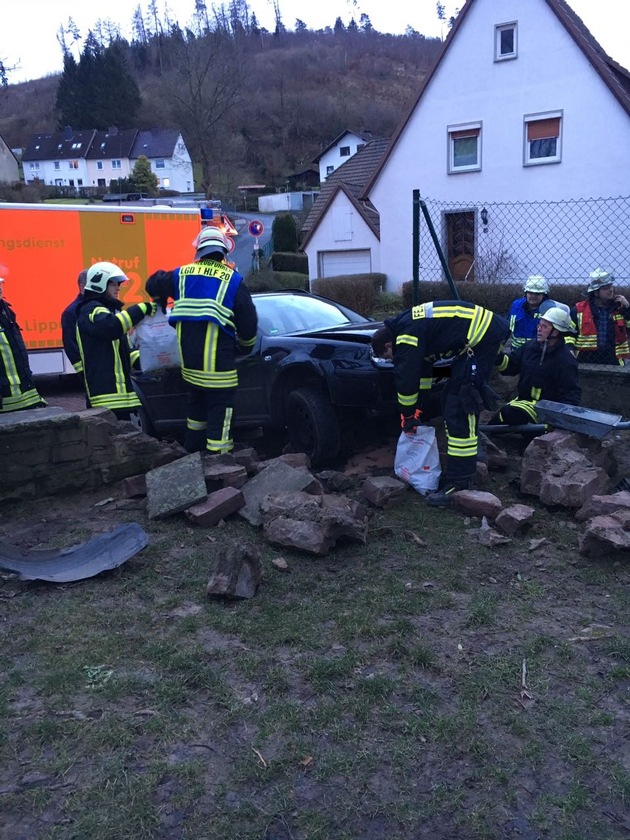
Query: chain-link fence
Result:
<box><xmin>419</xmin><ymin>195</ymin><xmax>630</xmax><ymax>285</ymax></box>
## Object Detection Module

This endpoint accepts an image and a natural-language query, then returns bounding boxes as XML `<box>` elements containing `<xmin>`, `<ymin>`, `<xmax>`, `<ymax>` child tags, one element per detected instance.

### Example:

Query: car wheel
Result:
<box><xmin>130</xmin><ymin>405</ymin><xmax>156</xmax><ymax>437</ymax></box>
<box><xmin>286</xmin><ymin>386</ymin><xmax>341</xmax><ymax>467</ymax></box>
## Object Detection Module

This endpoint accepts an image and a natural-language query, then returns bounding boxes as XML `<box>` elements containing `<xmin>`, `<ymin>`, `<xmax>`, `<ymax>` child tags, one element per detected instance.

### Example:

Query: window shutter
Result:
<box><xmin>527</xmin><ymin>118</ymin><xmax>560</xmax><ymax>141</ymax></box>
<box><xmin>450</xmin><ymin>128</ymin><xmax>480</xmax><ymax>140</ymax></box>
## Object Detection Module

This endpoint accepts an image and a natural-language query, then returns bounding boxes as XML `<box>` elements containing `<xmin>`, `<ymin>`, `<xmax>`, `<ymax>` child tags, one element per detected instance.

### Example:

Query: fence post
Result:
<box><xmin>419</xmin><ymin>199</ymin><xmax>460</xmax><ymax>301</ymax></box>
<box><xmin>412</xmin><ymin>189</ymin><xmax>420</xmax><ymax>306</ymax></box>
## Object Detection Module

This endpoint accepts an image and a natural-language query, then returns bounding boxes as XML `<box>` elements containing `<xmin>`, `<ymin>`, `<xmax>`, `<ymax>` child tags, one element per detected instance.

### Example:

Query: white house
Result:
<box><xmin>312</xmin><ymin>130</ymin><xmax>383</xmax><ymax>183</ymax></box>
<box><xmin>302</xmin><ymin>139</ymin><xmax>388</xmax><ymax>280</ymax></box>
<box><xmin>22</xmin><ymin>127</ymin><xmax>194</xmax><ymax>193</ymax></box>
<box><xmin>130</xmin><ymin>130</ymin><xmax>194</xmax><ymax>194</ymax></box>
<box><xmin>0</xmin><ymin>134</ymin><xmax>19</xmax><ymax>184</ymax></box>
<box><xmin>307</xmin><ymin>0</ymin><xmax>630</xmax><ymax>289</ymax></box>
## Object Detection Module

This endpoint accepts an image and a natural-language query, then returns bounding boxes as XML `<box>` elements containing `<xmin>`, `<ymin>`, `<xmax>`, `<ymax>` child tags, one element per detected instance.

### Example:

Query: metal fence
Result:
<box><xmin>418</xmin><ymin>195</ymin><xmax>630</xmax><ymax>285</ymax></box>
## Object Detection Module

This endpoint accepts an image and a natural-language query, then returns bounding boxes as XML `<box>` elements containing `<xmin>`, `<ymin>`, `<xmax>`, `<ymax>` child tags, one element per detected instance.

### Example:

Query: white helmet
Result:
<box><xmin>587</xmin><ymin>267</ymin><xmax>614</xmax><ymax>293</ymax></box>
<box><xmin>195</xmin><ymin>227</ymin><xmax>229</xmax><ymax>260</ymax></box>
<box><xmin>85</xmin><ymin>261</ymin><xmax>128</xmax><ymax>293</ymax></box>
<box><xmin>540</xmin><ymin>306</ymin><xmax>574</xmax><ymax>334</ymax></box>
<box><xmin>524</xmin><ymin>274</ymin><xmax>549</xmax><ymax>294</ymax></box>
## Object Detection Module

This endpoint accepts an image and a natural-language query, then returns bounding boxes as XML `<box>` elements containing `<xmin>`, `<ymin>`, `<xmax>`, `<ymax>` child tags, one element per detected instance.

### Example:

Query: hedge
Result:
<box><xmin>271</xmin><ymin>252</ymin><xmax>309</xmax><ymax>274</ymax></box>
<box><xmin>245</xmin><ymin>269</ymin><xmax>309</xmax><ymax>292</ymax></box>
<box><xmin>311</xmin><ymin>273</ymin><xmax>387</xmax><ymax>318</ymax></box>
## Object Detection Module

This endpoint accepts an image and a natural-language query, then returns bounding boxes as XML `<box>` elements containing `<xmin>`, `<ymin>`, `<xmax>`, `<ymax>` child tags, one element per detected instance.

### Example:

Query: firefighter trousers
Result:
<box><xmin>184</xmin><ymin>385</ymin><xmax>237</xmax><ymax>454</ymax></box>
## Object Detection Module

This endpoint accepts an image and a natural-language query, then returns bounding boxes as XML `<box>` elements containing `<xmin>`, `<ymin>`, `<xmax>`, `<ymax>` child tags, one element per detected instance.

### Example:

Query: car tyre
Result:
<box><xmin>286</xmin><ymin>386</ymin><xmax>341</xmax><ymax>467</ymax></box>
<box><xmin>130</xmin><ymin>404</ymin><xmax>156</xmax><ymax>438</ymax></box>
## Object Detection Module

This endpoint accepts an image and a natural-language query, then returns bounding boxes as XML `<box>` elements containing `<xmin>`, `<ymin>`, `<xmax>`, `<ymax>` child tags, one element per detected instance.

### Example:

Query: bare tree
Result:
<box><xmin>160</xmin><ymin>30</ymin><xmax>249</xmax><ymax>195</ymax></box>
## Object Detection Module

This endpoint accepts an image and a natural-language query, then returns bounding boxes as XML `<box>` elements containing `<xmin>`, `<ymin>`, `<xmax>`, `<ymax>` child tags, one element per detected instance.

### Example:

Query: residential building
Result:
<box><xmin>302</xmin><ymin>139</ymin><xmax>388</xmax><ymax>279</ymax></box>
<box><xmin>305</xmin><ymin>0</ymin><xmax>630</xmax><ymax>289</ymax></box>
<box><xmin>0</xmin><ymin>135</ymin><xmax>19</xmax><ymax>184</ymax></box>
<box><xmin>312</xmin><ymin>130</ymin><xmax>383</xmax><ymax>183</ymax></box>
<box><xmin>22</xmin><ymin>127</ymin><xmax>194</xmax><ymax>193</ymax></box>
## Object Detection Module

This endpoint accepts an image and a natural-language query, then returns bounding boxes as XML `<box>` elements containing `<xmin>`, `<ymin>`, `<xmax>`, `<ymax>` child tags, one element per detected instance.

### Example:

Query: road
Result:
<box><xmin>229</xmin><ymin>211</ymin><xmax>275</xmax><ymax>276</ymax></box>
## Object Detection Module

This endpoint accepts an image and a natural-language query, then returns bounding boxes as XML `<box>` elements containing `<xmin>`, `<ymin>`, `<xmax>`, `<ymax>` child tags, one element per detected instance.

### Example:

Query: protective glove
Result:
<box><xmin>400</xmin><ymin>409</ymin><xmax>423</xmax><ymax>435</ymax></box>
<box><xmin>459</xmin><ymin>382</ymin><xmax>484</xmax><ymax>415</ymax></box>
<box><xmin>140</xmin><ymin>301</ymin><xmax>158</xmax><ymax>317</ymax></box>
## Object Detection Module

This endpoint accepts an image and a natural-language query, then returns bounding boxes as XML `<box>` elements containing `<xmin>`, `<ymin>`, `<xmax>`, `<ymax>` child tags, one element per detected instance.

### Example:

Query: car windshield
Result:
<box><xmin>254</xmin><ymin>294</ymin><xmax>355</xmax><ymax>336</ymax></box>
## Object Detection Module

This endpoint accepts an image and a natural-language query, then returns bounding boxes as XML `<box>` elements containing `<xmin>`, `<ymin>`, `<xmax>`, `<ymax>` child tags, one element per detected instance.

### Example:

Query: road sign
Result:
<box><xmin>248</xmin><ymin>219</ymin><xmax>264</xmax><ymax>237</ymax></box>
<box><xmin>225</xmin><ymin>235</ymin><xmax>235</xmax><ymax>253</ymax></box>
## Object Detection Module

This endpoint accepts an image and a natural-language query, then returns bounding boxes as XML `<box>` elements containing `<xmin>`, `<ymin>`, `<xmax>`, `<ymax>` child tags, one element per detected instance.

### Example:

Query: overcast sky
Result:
<box><xmin>1</xmin><ymin>0</ymin><xmax>628</xmax><ymax>83</ymax></box>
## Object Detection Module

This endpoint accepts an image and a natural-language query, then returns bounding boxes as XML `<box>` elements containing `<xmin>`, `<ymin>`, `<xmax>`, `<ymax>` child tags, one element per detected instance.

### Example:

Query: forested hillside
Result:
<box><xmin>0</xmin><ymin>4</ymin><xmax>443</xmax><ymax>194</ymax></box>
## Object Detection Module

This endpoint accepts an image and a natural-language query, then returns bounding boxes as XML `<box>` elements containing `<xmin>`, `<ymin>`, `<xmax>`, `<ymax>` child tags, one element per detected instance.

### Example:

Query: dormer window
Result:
<box><xmin>495</xmin><ymin>22</ymin><xmax>517</xmax><ymax>61</ymax></box>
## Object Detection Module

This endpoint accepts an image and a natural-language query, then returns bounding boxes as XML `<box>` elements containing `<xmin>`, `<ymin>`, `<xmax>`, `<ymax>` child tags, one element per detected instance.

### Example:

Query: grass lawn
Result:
<box><xmin>1</xmin><ymin>447</ymin><xmax>629</xmax><ymax>839</ymax></box>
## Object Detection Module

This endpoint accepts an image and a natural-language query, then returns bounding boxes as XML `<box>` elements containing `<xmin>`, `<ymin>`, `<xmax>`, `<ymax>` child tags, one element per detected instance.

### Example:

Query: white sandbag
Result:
<box><xmin>394</xmin><ymin>427</ymin><xmax>442</xmax><ymax>495</ymax></box>
<box><xmin>135</xmin><ymin>309</ymin><xmax>181</xmax><ymax>372</ymax></box>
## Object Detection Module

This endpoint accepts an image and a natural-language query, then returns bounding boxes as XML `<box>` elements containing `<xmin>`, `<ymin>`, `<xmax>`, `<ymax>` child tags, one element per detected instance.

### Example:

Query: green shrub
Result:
<box><xmin>245</xmin><ymin>269</ymin><xmax>308</xmax><ymax>292</ymax></box>
<box><xmin>271</xmin><ymin>252</ymin><xmax>309</xmax><ymax>274</ymax></box>
<box><xmin>271</xmin><ymin>213</ymin><xmax>299</xmax><ymax>252</ymax></box>
<box><xmin>401</xmin><ymin>281</ymin><xmax>597</xmax><ymax>316</ymax></box>
<box><xmin>311</xmin><ymin>273</ymin><xmax>386</xmax><ymax>318</ymax></box>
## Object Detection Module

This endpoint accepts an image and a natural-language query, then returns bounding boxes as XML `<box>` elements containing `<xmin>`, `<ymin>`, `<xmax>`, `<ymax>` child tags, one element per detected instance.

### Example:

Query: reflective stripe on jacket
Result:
<box><xmin>0</xmin><ymin>299</ymin><xmax>45</xmax><ymax>412</ymax></box>
<box><xmin>574</xmin><ymin>300</ymin><xmax>630</xmax><ymax>362</ymax></box>
<box><xmin>76</xmin><ymin>296</ymin><xmax>148</xmax><ymax>411</ymax></box>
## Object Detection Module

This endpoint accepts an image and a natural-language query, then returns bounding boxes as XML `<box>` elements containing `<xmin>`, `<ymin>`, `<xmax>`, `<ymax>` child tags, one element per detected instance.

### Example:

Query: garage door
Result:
<box><xmin>320</xmin><ymin>249</ymin><xmax>372</xmax><ymax>277</ymax></box>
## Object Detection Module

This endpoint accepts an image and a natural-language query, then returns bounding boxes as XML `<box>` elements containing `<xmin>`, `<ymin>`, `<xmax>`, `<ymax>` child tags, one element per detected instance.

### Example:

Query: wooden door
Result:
<box><xmin>445</xmin><ymin>212</ymin><xmax>475</xmax><ymax>282</ymax></box>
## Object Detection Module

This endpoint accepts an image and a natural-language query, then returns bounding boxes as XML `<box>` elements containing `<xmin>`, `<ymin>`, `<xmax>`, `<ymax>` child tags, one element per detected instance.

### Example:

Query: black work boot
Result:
<box><xmin>426</xmin><ymin>479</ymin><xmax>473</xmax><ymax>508</ymax></box>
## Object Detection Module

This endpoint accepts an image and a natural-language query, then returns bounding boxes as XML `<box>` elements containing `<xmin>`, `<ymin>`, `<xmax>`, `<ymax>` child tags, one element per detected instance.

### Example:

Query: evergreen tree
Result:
<box><xmin>359</xmin><ymin>13</ymin><xmax>373</xmax><ymax>33</ymax></box>
<box><xmin>130</xmin><ymin>156</ymin><xmax>159</xmax><ymax>195</ymax></box>
<box><xmin>55</xmin><ymin>37</ymin><xmax>141</xmax><ymax>129</ymax></box>
<box><xmin>272</xmin><ymin>213</ymin><xmax>298</xmax><ymax>253</ymax></box>
<box><xmin>295</xmin><ymin>18</ymin><xmax>307</xmax><ymax>33</ymax></box>
<box><xmin>334</xmin><ymin>17</ymin><xmax>346</xmax><ymax>34</ymax></box>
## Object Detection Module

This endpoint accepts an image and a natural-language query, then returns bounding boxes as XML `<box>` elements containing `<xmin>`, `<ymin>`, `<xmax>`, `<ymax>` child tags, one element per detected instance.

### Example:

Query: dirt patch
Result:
<box><xmin>1</xmin><ymin>416</ymin><xmax>630</xmax><ymax>839</ymax></box>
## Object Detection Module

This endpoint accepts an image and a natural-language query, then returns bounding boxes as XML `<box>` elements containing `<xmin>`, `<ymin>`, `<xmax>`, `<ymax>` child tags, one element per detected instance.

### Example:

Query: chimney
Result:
<box><xmin>108</xmin><ymin>126</ymin><xmax>118</xmax><ymax>136</ymax></box>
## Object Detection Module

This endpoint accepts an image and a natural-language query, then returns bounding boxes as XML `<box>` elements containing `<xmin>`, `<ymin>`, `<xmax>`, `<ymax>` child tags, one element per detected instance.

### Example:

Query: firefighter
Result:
<box><xmin>76</xmin><ymin>262</ymin><xmax>157</xmax><ymax>420</ymax></box>
<box><xmin>491</xmin><ymin>306</ymin><xmax>580</xmax><ymax>425</ymax></box>
<box><xmin>507</xmin><ymin>275</ymin><xmax>550</xmax><ymax>350</ymax></box>
<box><xmin>145</xmin><ymin>228</ymin><xmax>258</xmax><ymax>455</ymax></box>
<box><xmin>371</xmin><ymin>301</ymin><xmax>510</xmax><ymax>507</ymax></box>
<box><xmin>0</xmin><ymin>276</ymin><xmax>46</xmax><ymax>413</ymax></box>
<box><xmin>61</xmin><ymin>269</ymin><xmax>87</xmax><ymax>374</ymax></box>
<box><xmin>569</xmin><ymin>268</ymin><xmax>630</xmax><ymax>365</ymax></box>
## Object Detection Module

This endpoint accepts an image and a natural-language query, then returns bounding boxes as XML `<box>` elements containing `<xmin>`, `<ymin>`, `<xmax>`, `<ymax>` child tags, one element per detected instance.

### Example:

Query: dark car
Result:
<box><xmin>131</xmin><ymin>290</ymin><xmax>397</xmax><ymax>465</ymax></box>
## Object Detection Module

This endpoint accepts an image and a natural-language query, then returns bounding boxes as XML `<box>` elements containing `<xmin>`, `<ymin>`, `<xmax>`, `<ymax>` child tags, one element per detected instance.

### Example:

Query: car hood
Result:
<box><xmin>292</xmin><ymin>322</ymin><xmax>381</xmax><ymax>344</ymax></box>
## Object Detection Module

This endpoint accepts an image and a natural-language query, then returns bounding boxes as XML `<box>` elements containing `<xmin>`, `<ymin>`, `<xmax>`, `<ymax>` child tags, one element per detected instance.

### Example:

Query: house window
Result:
<box><xmin>97</xmin><ymin>178</ymin><xmax>106</xmax><ymax>187</ymax></box>
<box><xmin>54</xmin><ymin>161</ymin><xmax>60</xmax><ymax>170</ymax></box>
<box><xmin>495</xmin><ymin>23</ymin><xmax>517</xmax><ymax>60</ymax></box>
<box><xmin>339</xmin><ymin>146</ymin><xmax>351</xmax><ymax>156</ymax></box>
<box><xmin>357</xmin><ymin>143</ymin><xmax>365</xmax><ymax>151</ymax></box>
<box><xmin>112</xmin><ymin>160</ymin><xmax>121</xmax><ymax>170</ymax></box>
<box><xmin>448</xmin><ymin>123</ymin><xmax>482</xmax><ymax>173</ymax></box>
<box><xmin>524</xmin><ymin>112</ymin><xmax>562</xmax><ymax>165</ymax></box>
<box><xmin>155</xmin><ymin>159</ymin><xmax>165</xmax><ymax>169</ymax></box>
<box><xmin>97</xmin><ymin>161</ymin><xmax>104</xmax><ymax>170</ymax></box>
<box><xmin>77</xmin><ymin>179</ymin><xmax>83</xmax><ymax>186</ymax></box>
<box><xmin>30</xmin><ymin>162</ymin><xmax>40</xmax><ymax>170</ymax></box>
<box><xmin>162</xmin><ymin>178</ymin><xmax>170</xmax><ymax>188</ymax></box>
<box><xmin>326</xmin><ymin>165</ymin><xmax>334</xmax><ymax>175</ymax></box>
<box><xmin>69</xmin><ymin>160</ymin><xmax>78</xmax><ymax>170</ymax></box>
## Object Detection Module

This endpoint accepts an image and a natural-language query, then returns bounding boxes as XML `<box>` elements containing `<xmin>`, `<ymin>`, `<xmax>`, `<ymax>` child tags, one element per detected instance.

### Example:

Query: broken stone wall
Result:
<box><xmin>0</xmin><ymin>407</ymin><xmax>180</xmax><ymax>502</ymax></box>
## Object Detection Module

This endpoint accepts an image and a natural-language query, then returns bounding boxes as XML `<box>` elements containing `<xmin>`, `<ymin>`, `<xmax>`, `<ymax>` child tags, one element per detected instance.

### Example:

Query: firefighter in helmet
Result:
<box><xmin>76</xmin><ymin>262</ymin><xmax>157</xmax><ymax>419</ymax></box>
<box><xmin>145</xmin><ymin>227</ymin><xmax>258</xmax><ymax>455</ymax></box>
<box><xmin>507</xmin><ymin>275</ymin><xmax>551</xmax><ymax>350</ymax></box>
<box><xmin>492</xmin><ymin>305</ymin><xmax>580</xmax><ymax>425</ymax></box>
<box><xmin>569</xmin><ymin>268</ymin><xmax>630</xmax><ymax>366</ymax></box>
